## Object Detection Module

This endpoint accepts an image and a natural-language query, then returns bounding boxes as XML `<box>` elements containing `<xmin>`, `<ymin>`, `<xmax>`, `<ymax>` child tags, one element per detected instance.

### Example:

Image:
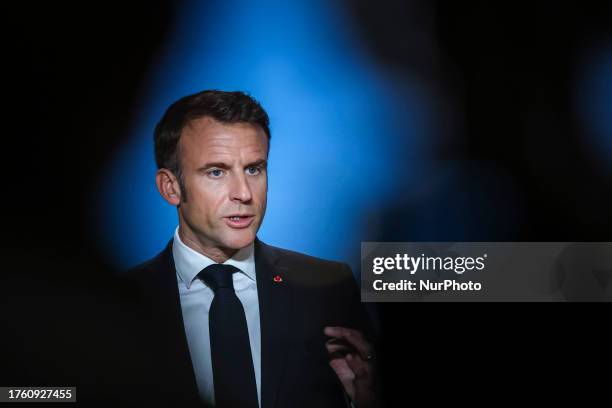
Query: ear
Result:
<box><xmin>156</xmin><ymin>169</ymin><xmax>182</xmax><ymax>206</ymax></box>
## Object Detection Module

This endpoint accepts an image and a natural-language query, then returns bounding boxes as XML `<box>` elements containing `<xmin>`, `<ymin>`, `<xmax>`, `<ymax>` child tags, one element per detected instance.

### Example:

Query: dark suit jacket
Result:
<box><xmin>122</xmin><ymin>238</ymin><xmax>371</xmax><ymax>407</ymax></box>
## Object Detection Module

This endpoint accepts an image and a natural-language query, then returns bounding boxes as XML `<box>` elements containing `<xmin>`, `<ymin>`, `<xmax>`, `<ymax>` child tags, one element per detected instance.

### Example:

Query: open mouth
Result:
<box><xmin>224</xmin><ymin>215</ymin><xmax>254</xmax><ymax>229</ymax></box>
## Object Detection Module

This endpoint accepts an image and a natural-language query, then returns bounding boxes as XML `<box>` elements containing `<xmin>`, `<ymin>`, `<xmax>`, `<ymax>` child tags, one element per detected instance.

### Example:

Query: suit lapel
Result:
<box><xmin>255</xmin><ymin>239</ymin><xmax>292</xmax><ymax>408</ymax></box>
<box><xmin>148</xmin><ymin>240</ymin><xmax>200</xmax><ymax>401</ymax></box>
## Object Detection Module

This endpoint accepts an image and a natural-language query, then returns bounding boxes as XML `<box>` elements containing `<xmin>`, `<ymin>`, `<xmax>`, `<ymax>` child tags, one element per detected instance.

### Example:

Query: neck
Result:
<box><xmin>177</xmin><ymin>226</ymin><xmax>238</xmax><ymax>264</ymax></box>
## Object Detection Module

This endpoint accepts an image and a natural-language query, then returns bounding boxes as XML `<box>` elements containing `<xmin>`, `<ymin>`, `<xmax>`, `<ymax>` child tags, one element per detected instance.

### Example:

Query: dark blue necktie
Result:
<box><xmin>198</xmin><ymin>264</ymin><xmax>258</xmax><ymax>408</ymax></box>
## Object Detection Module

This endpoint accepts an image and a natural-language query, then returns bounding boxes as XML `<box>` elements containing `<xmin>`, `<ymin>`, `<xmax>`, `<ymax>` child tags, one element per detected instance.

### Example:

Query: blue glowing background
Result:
<box><xmin>93</xmin><ymin>0</ymin><xmax>433</xmax><ymax>269</ymax></box>
<box><xmin>576</xmin><ymin>45</ymin><xmax>612</xmax><ymax>174</ymax></box>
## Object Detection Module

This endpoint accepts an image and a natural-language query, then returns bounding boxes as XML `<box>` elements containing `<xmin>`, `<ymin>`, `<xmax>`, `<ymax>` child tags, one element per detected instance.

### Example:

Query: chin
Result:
<box><xmin>223</xmin><ymin>231</ymin><xmax>256</xmax><ymax>250</ymax></box>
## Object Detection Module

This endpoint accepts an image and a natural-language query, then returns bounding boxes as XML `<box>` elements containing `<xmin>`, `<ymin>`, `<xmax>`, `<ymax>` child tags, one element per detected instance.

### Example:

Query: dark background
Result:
<box><xmin>3</xmin><ymin>0</ymin><xmax>610</xmax><ymax>405</ymax></box>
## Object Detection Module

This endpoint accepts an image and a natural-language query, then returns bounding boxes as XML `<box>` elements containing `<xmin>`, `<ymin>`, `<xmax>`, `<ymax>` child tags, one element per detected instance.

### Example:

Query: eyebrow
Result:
<box><xmin>196</xmin><ymin>162</ymin><xmax>230</xmax><ymax>172</ymax></box>
<box><xmin>248</xmin><ymin>159</ymin><xmax>268</xmax><ymax>169</ymax></box>
<box><xmin>196</xmin><ymin>159</ymin><xmax>267</xmax><ymax>173</ymax></box>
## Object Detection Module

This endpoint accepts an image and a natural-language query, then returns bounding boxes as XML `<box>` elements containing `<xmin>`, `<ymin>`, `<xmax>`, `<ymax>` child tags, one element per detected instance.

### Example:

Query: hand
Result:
<box><xmin>324</xmin><ymin>326</ymin><xmax>378</xmax><ymax>408</ymax></box>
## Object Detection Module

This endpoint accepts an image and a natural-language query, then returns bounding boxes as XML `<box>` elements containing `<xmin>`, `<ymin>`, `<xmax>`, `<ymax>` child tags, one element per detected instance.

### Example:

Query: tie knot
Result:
<box><xmin>198</xmin><ymin>264</ymin><xmax>241</xmax><ymax>292</ymax></box>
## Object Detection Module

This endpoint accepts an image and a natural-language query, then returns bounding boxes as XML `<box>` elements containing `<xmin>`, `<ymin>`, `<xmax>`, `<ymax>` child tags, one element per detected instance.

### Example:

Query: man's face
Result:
<box><xmin>176</xmin><ymin>117</ymin><xmax>268</xmax><ymax>259</ymax></box>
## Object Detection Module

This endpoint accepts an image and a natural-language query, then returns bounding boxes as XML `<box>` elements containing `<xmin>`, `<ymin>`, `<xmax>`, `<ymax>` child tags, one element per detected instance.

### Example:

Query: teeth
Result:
<box><xmin>231</xmin><ymin>216</ymin><xmax>241</xmax><ymax>221</ymax></box>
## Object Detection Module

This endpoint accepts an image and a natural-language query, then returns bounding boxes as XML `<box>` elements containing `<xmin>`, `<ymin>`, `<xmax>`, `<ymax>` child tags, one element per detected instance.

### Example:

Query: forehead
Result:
<box><xmin>179</xmin><ymin>117</ymin><xmax>268</xmax><ymax>163</ymax></box>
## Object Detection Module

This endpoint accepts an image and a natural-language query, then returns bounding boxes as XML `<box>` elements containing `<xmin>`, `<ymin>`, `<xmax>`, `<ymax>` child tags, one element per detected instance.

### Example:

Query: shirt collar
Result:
<box><xmin>172</xmin><ymin>227</ymin><xmax>256</xmax><ymax>289</ymax></box>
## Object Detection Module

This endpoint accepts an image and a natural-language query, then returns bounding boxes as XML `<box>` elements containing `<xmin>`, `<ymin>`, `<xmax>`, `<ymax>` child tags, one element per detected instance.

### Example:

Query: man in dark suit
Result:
<box><xmin>125</xmin><ymin>90</ymin><xmax>377</xmax><ymax>407</ymax></box>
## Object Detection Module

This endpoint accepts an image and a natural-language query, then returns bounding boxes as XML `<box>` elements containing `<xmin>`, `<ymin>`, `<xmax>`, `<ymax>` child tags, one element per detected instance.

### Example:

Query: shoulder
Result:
<box><xmin>122</xmin><ymin>240</ymin><xmax>174</xmax><ymax>285</ymax></box>
<box><xmin>258</xmin><ymin>240</ymin><xmax>346</xmax><ymax>268</ymax></box>
<box><xmin>258</xmin><ymin>241</ymin><xmax>371</xmax><ymax>335</ymax></box>
<box><xmin>256</xmin><ymin>240</ymin><xmax>354</xmax><ymax>286</ymax></box>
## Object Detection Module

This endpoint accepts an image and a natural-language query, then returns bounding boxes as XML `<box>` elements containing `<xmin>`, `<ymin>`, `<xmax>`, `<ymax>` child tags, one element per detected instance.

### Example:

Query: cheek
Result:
<box><xmin>253</xmin><ymin>178</ymin><xmax>268</xmax><ymax>201</ymax></box>
<box><xmin>190</xmin><ymin>185</ymin><xmax>226</xmax><ymax>217</ymax></box>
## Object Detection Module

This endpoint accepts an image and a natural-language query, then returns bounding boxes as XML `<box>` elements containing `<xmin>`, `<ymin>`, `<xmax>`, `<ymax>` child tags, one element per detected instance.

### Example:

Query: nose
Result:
<box><xmin>229</xmin><ymin>172</ymin><xmax>252</xmax><ymax>203</ymax></box>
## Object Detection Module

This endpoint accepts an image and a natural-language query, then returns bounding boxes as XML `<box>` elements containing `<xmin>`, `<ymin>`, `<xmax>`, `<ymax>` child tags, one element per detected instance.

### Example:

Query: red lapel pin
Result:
<box><xmin>273</xmin><ymin>275</ymin><xmax>283</xmax><ymax>283</ymax></box>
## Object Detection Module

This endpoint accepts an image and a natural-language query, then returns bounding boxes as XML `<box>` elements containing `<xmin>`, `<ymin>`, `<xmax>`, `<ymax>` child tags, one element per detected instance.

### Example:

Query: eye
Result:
<box><xmin>246</xmin><ymin>166</ymin><xmax>261</xmax><ymax>175</ymax></box>
<box><xmin>207</xmin><ymin>169</ymin><xmax>225</xmax><ymax>178</ymax></box>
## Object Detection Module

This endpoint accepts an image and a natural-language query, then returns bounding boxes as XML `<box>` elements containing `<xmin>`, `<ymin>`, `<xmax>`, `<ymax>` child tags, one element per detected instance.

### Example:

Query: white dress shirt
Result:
<box><xmin>173</xmin><ymin>227</ymin><xmax>261</xmax><ymax>407</ymax></box>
